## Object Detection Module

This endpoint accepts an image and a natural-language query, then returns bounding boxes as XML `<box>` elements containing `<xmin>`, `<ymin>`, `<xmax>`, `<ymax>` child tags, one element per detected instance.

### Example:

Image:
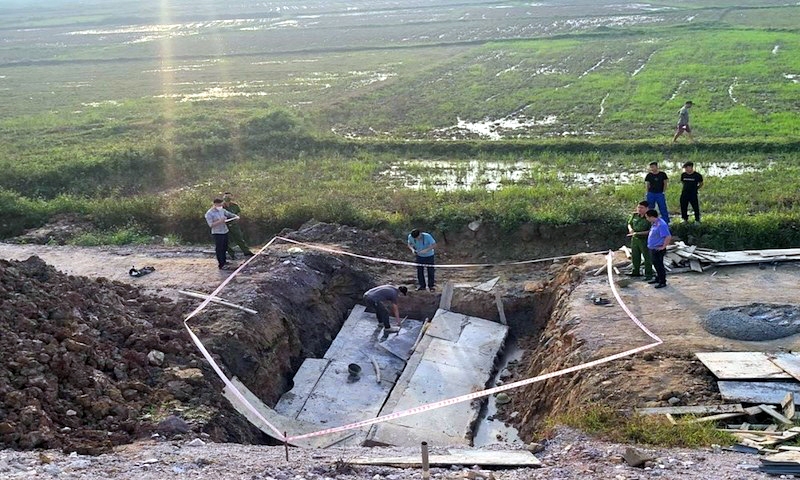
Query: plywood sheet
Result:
<box><xmin>696</xmin><ymin>352</ymin><xmax>792</xmax><ymax>380</ymax></box>
<box><xmin>718</xmin><ymin>381</ymin><xmax>800</xmax><ymax>405</ymax></box>
<box><xmin>770</xmin><ymin>353</ymin><xmax>800</xmax><ymax>382</ymax></box>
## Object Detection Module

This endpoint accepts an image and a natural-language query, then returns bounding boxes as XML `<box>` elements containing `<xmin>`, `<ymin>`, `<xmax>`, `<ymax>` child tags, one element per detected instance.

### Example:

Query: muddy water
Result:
<box><xmin>472</xmin><ymin>343</ymin><xmax>525</xmax><ymax>447</ymax></box>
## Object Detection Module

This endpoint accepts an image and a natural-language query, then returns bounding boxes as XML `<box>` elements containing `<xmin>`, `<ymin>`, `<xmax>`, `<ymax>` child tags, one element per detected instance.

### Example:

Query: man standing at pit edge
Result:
<box><xmin>222</xmin><ymin>192</ymin><xmax>255</xmax><ymax>259</ymax></box>
<box><xmin>626</xmin><ymin>200</ymin><xmax>654</xmax><ymax>280</ymax></box>
<box><xmin>672</xmin><ymin>100</ymin><xmax>694</xmax><ymax>143</ymax></box>
<box><xmin>646</xmin><ymin>209</ymin><xmax>672</xmax><ymax>289</ymax></box>
<box><xmin>407</xmin><ymin>228</ymin><xmax>436</xmax><ymax>292</ymax></box>
<box><xmin>205</xmin><ymin>198</ymin><xmax>240</xmax><ymax>270</ymax></box>
<box><xmin>645</xmin><ymin>161</ymin><xmax>670</xmax><ymax>224</ymax></box>
<box><xmin>363</xmin><ymin>285</ymin><xmax>408</xmax><ymax>333</ymax></box>
<box><xmin>680</xmin><ymin>161</ymin><xmax>704</xmax><ymax>223</ymax></box>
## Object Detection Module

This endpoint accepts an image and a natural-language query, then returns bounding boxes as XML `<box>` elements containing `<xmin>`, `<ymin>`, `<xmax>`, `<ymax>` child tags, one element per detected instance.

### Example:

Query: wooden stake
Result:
<box><xmin>284</xmin><ymin>431</ymin><xmax>289</xmax><ymax>461</ymax></box>
<box><xmin>421</xmin><ymin>441</ymin><xmax>430</xmax><ymax>480</ymax></box>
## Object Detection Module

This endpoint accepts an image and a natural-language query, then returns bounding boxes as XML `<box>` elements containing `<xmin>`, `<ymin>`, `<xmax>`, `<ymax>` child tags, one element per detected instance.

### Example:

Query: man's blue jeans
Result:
<box><xmin>646</xmin><ymin>192</ymin><xmax>670</xmax><ymax>224</ymax></box>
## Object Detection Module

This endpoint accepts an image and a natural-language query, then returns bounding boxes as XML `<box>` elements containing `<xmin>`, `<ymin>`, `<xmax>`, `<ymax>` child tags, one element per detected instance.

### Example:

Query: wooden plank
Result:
<box><xmin>760</xmin><ymin>404</ymin><xmax>794</xmax><ymax>425</ymax></box>
<box><xmin>350</xmin><ymin>450</ymin><xmax>541</xmax><ymax>467</ymax></box>
<box><xmin>473</xmin><ymin>276</ymin><xmax>500</xmax><ymax>292</ymax></box>
<box><xmin>593</xmin><ymin>265</ymin><xmax>607</xmax><ymax>276</ymax></box>
<box><xmin>636</xmin><ymin>404</ymin><xmax>744</xmax><ymax>415</ymax></box>
<box><xmin>438</xmin><ymin>282</ymin><xmax>454</xmax><ymax>311</ymax></box>
<box><xmin>665</xmin><ymin>413</ymin><xmax>677</xmax><ymax>425</ymax></box>
<box><xmin>689</xmin><ymin>259</ymin><xmax>703</xmax><ymax>272</ymax></box>
<box><xmin>783</xmin><ymin>392</ymin><xmax>796</xmax><ymax>421</ymax></box>
<box><xmin>687</xmin><ymin>412</ymin><xmax>746</xmax><ymax>424</ymax></box>
<box><xmin>696</xmin><ymin>352</ymin><xmax>792</xmax><ymax>380</ymax></box>
<box><xmin>719</xmin><ymin>381</ymin><xmax>800</xmax><ymax>405</ymax></box>
<box><xmin>494</xmin><ymin>291</ymin><xmax>507</xmax><ymax>326</ymax></box>
<box><xmin>178</xmin><ymin>290</ymin><xmax>258</xmax><ymax>315</ymax></box>
<box><xmin>745</xmin><ymin>405</ymin><xmax>765</xmax><ymax>416</ymax></box>
<box><xmin>770</xmin><ymin>353</ymin><xmax>800</xmax><ymax>383</ymax></box>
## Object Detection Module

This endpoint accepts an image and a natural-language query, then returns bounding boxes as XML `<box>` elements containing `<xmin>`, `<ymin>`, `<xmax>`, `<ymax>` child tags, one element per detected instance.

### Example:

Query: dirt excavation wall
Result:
<box><xmin>193</xmin><ymin>251</ymin><xmax>373</xmax><ymax>407</ymax></box>
<box><xmin>507</xmin><ymin>256</ymin><xmax>601</xmax><ymax>440</ymax></box>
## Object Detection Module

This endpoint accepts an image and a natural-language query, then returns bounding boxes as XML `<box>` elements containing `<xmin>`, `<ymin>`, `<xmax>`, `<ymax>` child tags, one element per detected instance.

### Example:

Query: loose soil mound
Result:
<box><xmin>0</xmin><ymin>256</ymin><xmax>262</xmax><ymax>454</ymax></box>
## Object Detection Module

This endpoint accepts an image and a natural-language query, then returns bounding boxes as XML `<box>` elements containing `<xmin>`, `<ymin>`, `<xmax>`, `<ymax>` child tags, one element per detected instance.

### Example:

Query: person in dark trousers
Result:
<box><xmin>222</xmin><ymin>192</ymin><xmax>254</xmax><ymax>259</ymax></box>
<box><xmin>646</xmin><ymin>209</ymin><xmax>672</xmax><ymax>289</ymax></box>
<box><xmin>204</xmin><ymin>198</ymin><xmax>239</xmax><ymax>270</ymax></box>
<box><xmin>407</xmin><ymin>229</ymin><xmax>436</xmax><ymax>292</ymax></box>
<box><xmin>672</xmin><ymin>100</ymin><xmax>694</xmax><ymax>143</ymax></box>
<box><xmin>679</xmin><ymin>162</ymin><xmax>704</xmax><ymax>223</ymax></box>
<box><xmin>626</xmin><ymin>201</ymin><xmax>653</xmax><ymax>280</ymax></box>
<box><xmin>363</xmin><ymin>285</ymin><xmax>408</xmax><ymax>333</ymax></box>
<box><xmin>645</xmin><ymin>161</ymin><xmax>670</xmax><ymax>224</ymax></box>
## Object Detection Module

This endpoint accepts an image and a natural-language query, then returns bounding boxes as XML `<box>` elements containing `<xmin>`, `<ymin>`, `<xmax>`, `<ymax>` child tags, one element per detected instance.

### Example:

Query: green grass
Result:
<box><xmin>553</xmin><ymin>405</ymin><xmax>736</xmax><ymax>447</ymax></box>
<box><xmin>0</xmin><ymin>2</ymin><xmax>799</xmax><ymax>251</ymax></box>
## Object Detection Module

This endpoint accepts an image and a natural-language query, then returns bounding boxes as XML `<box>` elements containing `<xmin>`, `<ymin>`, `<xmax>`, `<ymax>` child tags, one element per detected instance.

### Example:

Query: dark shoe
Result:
<box><xmin>429</xmin><ymin>286</ymin><xmax>436</xmax><ymax>292</ymax></box>
<box><xmin>647</xmin><ymin>279</ymin><xmax>659</xmax><ymax>284</ymax></box>
<box><xmin>244</xmin><ymin>252</ymin><xmax>255</xmax><ymax>257</ymax></box>
<box><xmin>416</xmin><ymin>286</ymin><xmax>426</xmax><ymax>291</ymax></box>
<box><xmin>219</xmin><ymin>263</ymin><xmax>228</xmax><ymax>270</ymax></box>
<box><xmin>384</xmin><ymin>327</ymin><xmax>400</xmax><ymax>333</ymax></box>
<box><xmin>626</xmin><ymin>272</ymin><xmax>642</xmax><ymax>277</ymax></box>
<box><xmin>654</xmin><ymin>283</ymin><xmax>667</xmax><ymax>289</ymax></box>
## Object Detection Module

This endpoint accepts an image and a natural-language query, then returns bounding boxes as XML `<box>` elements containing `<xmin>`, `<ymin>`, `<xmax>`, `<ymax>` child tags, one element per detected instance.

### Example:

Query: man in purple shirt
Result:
<box><xmin>646</xmin><ymin>209</ymin><xmax>672</xmax><ymax>289</ymax></box>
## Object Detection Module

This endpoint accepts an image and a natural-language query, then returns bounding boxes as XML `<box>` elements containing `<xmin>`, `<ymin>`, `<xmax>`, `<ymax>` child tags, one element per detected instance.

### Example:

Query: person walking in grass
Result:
<box><xmin>672</xmin><ymin>100</ymin><xmax>694</xmax><ymax>143</ymax></box>
<box><xmin>363</xmin><ymin>285</ymin><xmax>408</xmax><ymax>333</ymax></box>
<box><xmin>645</xmin><ymin>161</ymin><xmax>670</xmax><ymax>224</ymax></box>
<box><xmin>626</xmin><ymin>200</ymin><xmax>654</xmax><ymax>280</ymax></box>
<box><xmin>407</xmin><ymin>229</ymin><xmax>436</xmax><ymax>292</ymax></box>
<box><xmin>679</xmin><ymin>161</ymin><xmax>704</xmax><ymax>223</ymax></box>
<box><xmin>205</xmin><ymin>198</ymin><xmax>239</xmax><ymax>270</ymax></box>
<box><xmin>646</xmin><ymin>209</ymin><xmax>672</xmax><ymax>289</ymax></box>
<box><xmin>222</xmin><ymin>192</ymin><xmax>254</xmax><ymax>259</ymax></box>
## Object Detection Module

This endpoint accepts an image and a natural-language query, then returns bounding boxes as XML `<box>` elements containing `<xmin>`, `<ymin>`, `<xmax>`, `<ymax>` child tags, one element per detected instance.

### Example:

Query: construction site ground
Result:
<box><xmin>1</xmin><ymin>222</ymin><xmax>797</xmax><ymax>479</ymax></box>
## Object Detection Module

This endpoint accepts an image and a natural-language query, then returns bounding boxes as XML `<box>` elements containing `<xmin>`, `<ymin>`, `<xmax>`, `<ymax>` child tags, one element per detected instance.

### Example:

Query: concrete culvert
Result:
<box><xmin>701</xmin><ymin>303</ymin><xmax>800</xmax><ymax>341</ymax></box>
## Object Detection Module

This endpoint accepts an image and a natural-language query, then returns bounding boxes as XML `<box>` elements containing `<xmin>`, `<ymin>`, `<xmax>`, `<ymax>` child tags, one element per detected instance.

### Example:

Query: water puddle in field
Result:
<box><xmin>381</xmin><ymin>160</ymin><xmax>537</xmax><ymax>192</ymax></box>
<box><xmin>434</xmin><ymin>114</ymin><xmax>558</xmax><ymax>140</ymax></box>
<box><xmin>382</xmin><ymin>160</ymin><xmax>770</xmax><ymax>192</ymax></box>
<box><xmin>558</xmin><ymin>161</ymin><xmax>771</xmax><ymax>187</ymax></box>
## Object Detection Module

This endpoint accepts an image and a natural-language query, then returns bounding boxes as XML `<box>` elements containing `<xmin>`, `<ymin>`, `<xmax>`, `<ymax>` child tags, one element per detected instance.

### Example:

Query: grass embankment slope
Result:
<box><xmin>1</xmin><ymin>2</ymin><xmax>799</xmax><ymax>252</ymax></box>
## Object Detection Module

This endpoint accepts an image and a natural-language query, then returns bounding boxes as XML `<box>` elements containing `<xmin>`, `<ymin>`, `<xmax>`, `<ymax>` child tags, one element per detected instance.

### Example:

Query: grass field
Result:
<box><xmin>1</xmin><ymin>0</ymin><xmax>799</xmax><ymax>252</ymax></box>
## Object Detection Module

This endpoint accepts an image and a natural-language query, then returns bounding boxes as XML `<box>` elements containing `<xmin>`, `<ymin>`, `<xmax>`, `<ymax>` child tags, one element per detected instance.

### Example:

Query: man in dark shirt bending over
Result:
<box><xmin>363</xmin><ymin>285</ymin><xmax>408</xmax><ymax>333</ymax></box>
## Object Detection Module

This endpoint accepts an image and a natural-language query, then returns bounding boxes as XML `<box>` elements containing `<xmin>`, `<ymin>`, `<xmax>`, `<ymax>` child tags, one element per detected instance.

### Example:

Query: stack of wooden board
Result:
<box><xmin>619</xmin><ymin>243</ymin><xmax>800</xmax><ymax>273</ymax></box>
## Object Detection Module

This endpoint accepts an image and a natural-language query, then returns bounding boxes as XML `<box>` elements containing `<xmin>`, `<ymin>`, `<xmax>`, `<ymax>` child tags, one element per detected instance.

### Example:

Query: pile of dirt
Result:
<box><xmin>0</xmin><ymin>256</ymin><xmax>263</xmax><ymax>454</ymax></box>
<box><xmin>7</xmin><ymin>214</ymin><xmax>96</xmax><ymax>246</ymax></box>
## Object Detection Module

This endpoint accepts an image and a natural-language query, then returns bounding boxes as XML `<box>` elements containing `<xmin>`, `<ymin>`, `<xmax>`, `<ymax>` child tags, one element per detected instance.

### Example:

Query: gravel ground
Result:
<box><xmin>0</xmin><ymin>428</ymin><xmax>773</xmax><ymax>479</ymax></box>
<box><xmin>702</xmin><ymin>303</ymin><xmax>800</xmax><ymax>341</ymax></box>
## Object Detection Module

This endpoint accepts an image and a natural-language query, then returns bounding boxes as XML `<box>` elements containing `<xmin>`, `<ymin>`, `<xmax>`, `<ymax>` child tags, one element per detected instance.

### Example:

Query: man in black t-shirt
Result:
<box><xmin>680</xmin><ymin>161</ymin><xmax>704</xmax><ymax>222</ymax></box>
<box><xmin>645</xmin><ymin>161</ymin><xmax>670</xmax><ymax>224</ymax></box>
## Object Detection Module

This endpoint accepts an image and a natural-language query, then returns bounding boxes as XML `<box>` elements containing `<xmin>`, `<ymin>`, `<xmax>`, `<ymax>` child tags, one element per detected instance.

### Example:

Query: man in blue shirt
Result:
<box><xmin>204</xmin><ymin>198</ymin><xmax>239</xmax><ymax>270</ymax></box>
<box><xmin>646</xmin><ymin>209</ymin><xmax>672</xmax><ymax>289</ymax></box>
<box><xmin>407</xmin><ymin>229</ymin><xmax>436</xmax><ymax>292</ymax></box>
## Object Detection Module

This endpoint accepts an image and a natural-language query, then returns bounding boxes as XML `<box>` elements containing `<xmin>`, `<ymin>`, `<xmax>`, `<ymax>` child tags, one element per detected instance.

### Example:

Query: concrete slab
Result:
<box><xmin>275</xmin><ymin>358</ymin><xmax>330</xmax><ymax>418</ymax></box>
<box><xmin>379</xmin><ymin>321</ymin><xmax>423</xmax><ymax>361</ymax></box>
<box><xmin>368</xmin><ymin>309</ymin><xmax>509</xmax><ymax>447</ymax></box>
<box><xmin>223</xmin><ymin>377</ymin><xmax>352</xmax><ymax>448</ymax></box>
<box><xmin>427</xmin><ymin>309</ymin><xmax>467</xmax><ymax>342</ymax></box>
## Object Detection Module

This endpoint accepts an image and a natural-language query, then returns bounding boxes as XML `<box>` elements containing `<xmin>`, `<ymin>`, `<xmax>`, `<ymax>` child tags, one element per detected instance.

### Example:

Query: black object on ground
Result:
<box><xmin>129</xmin><ymin>266</ymin><xmax>155</xmax><ymax>277</ymax></box>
